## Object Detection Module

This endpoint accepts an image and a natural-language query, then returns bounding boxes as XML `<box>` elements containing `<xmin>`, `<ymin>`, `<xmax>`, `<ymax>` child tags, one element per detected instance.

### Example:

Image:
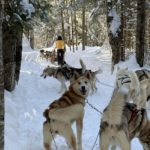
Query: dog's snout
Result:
<box><xmin>81</xmin><ymin>86</ymin><xmax>85</xmax><ymax>90</ymax></box>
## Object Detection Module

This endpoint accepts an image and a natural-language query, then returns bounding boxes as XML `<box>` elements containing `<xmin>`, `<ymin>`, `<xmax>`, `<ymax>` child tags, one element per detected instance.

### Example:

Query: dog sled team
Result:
<box><xmin>41</xmin><ymin>58</ymin><xmax>150</xmax><ymax>150</ymax></box>
<box><xmin>39</xmin><ymin>35</ymin><xmax>66</xmax><ymax>65</ymax></box>
<box><xmin>41</xmin><ymin>36</ymin><xmax>150</xmax><ymax>150</ymax></box>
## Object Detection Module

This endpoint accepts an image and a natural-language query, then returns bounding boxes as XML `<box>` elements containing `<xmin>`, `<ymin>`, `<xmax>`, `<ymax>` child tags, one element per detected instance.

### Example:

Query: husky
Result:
<box><xmin>62</xmin><ymin>61</ymin><xmax>102</xmax><ymax>94</ymax></box>
<box><xmin>100</xmin><ymin>87</ymin><xmax>131</xmax><ymax>150</ymax></box>
<box><xmin>39</xmin><ymin>49</ymin><xmax>46</xmax><ymax>60</ymax></box>
<box><xmin>43</xmin><ymin>72</ymin><xmax>91</xmax><ymax>150</ymax></box>
<box><xmin>115</xmin><ymin>67</ymin><xmax>150</xmax><ymax>108</ymax></box>
<box><xmin>41</xmin><ymin>59</ymin><xmax>86</xmax><ymax>93</ymax></box>
<box><xmin>39</xmin><ymin>49</ymin><xmax>57</xmax><ymax>63</ymax></box>
<box><xmin>99</xmin><ymin>88</ymin><xmax>150</xmax><ymax>150</ymax></box>
<box><xmin>115</xmin><ymin>68</ymin><xmax>150</xmax><ymax>88</ymax></box>
<box><xmin>41</xmin><ymin>59</ymin><xmax>102</xmax><ymax>93</ymax></box>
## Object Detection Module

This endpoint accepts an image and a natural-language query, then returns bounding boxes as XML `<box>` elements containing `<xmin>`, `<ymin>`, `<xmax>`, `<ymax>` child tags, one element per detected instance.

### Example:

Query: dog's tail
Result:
<box><xmin>103</xmin><ymin>87</ymin><xmax>128</xmax><ymax>125</ymax></box>
<box><xmin>80</xmin><ymin>59</ymin><xmax>86</xmax><ymax>74</ymax></box>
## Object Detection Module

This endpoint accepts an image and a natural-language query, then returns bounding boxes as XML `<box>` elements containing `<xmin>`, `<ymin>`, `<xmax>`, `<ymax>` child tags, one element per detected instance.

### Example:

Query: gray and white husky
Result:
<box><xmin>100</xmin><ymin>87</ymin><xmax>150</xmax><ymax>150</ymax></box>
<box><xmin>41</xmin><ymin>59</ymin><xmax>102</xmax><ymax>93</ymax></box>
<box><xmin>115</xmin><ymin>67</ymin><xmax>150</xmax><ymax>109</ymax></box>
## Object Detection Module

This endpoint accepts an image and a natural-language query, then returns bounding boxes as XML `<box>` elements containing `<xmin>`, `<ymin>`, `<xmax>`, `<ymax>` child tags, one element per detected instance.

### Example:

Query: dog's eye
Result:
<box><xmin>85</xmin><ymin>81</ymin><xmax>87</xmax><ymax>84</ymax></box>
<box><xmin>78</xmin><ymin>82</ymin><xmax>81</xmax><ymax>85</ymax></box>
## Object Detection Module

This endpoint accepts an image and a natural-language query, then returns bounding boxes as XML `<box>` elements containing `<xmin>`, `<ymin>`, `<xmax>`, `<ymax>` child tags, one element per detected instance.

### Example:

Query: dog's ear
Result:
<box><xmin>79</xmin><ymin>59</ymin><xmax>86</xmax><ymax>74</ymax></box>
<box><xmin>72</xmin><ymin>71</ymin><xmax>80</xmax><ymax>81</ymax></box>
<box><xmin>85</xmin><ymin>71</ymin><xmax>91</xmax><ymax>80</ymax></box>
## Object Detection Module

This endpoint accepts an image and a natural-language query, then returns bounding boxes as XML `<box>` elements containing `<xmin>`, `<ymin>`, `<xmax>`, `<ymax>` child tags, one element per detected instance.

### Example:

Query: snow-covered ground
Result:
<box><xmin>5</xmin><ymin>38</ymin><xmax>150</xmax><ymax>150</ymax></box>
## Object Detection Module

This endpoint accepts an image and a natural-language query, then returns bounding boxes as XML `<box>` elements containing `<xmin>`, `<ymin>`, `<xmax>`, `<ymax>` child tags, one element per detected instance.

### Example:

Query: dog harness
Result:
<box><xmin>60</xmin><ymin>68</ymin><xmax>73</xmax><ymax>80</ymax></box>
<box><xmin>118</xmin><ymin>75</ymin><xmax>131</xmax><ymax>85</ymax></box>
<box><xmin>138</xmin><ymin>70</ymin><xmax>149</xmax><ymax>81</ymax></box>
<box><xmin>126</xmin><ymin>103</ymin><xmax>142</xmax><ymax>124</ymax></box>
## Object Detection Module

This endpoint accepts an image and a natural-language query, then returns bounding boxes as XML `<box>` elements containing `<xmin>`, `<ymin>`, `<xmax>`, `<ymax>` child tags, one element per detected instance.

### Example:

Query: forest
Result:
<box><xmin>0</xmin><ymin>0</ymin><xmax>150</xmax><ymax>149</ymax></box>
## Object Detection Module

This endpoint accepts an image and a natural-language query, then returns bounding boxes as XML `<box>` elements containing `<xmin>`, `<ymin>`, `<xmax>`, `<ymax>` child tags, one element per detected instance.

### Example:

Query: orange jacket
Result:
<box><xmin>55</xmin><ymin>40</ymin><xmax>65</xmax><ymax>49</ymax></box>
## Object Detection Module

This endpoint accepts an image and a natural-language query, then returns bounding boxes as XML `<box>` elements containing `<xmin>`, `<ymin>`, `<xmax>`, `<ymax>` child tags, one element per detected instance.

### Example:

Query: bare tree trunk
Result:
<box><xmin>0</xmin><ymin>0</ymin><xmax>4</xmax><ymax>149</ymax></box>
<box><xmin>136</xmin><ymin>0</ymin><xmax>146</xmax><ymax>67</ymax></box>
<box><xmin>15</xmin><ymin>26</ymin><xmax>23</xmax><ymax>83</ymax></box>
<box><xmin>85</xmin><ymin>17</ymin><xmax>88</xmax><ymax>46</ymax></box>
<box><xmin>71</xmin><ymin>0</ymin><xmax>75</xmax><ymax>52</ymax></box>
<box><xmin>61</xmin><ymin>9</ymin><xmax>65</xmax><ymax>42</ymax></box>
<box><xmin>120</xmin><ymin>1</ymin><xmax>125</xmax><ymax>61</ymax></box>
<box><xmin>71</xmin><ymin>14</ymin><xmax>75</xmax><ymax>52</ymax></box>
<box><xmin>82</xmin><ymin>6</ymin><xmax>85</xmax><ymax>50</ymax></box>
<box><xmin>3</xmin><ymin>21</ymin><xmax>16</xmax><ymax>91</ymax></box>
<box><xmin>3</xmin><ymin>0</ymin><xmax>23</xmax><ymax>91</ymax></box>
<box><xmin>66</xmin><ymin>0</ymin><xmax>71</xmax><ymax>51</ymax></box>
<box><xmin>74</xmin><ymin>10</ymin><xmax>78</xmax><ymax>50</ymax></box>
<box><xmin>106</xmin><ymin>1</ymin><xmax>123</xmax><ymax>72</ymax></box>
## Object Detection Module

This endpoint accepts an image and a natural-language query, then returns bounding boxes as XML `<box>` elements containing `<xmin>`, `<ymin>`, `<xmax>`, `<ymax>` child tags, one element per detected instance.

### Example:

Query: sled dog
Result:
<box><xmin>41</xmin><ymin>59</ymin><xmax>102</xmax><ymax>93</ymax></box>
<box><xmin>43</xmin><ymin>72</ymin><xmax>91</xmax><ymax>150</ymax></box>
<box><xmin>62</xmin><ymin>61</ymin><xmax>102</xmax><ymax>94</ymax></box>
<box><xmin>39</xmin><ymin>49</ymin><xmax>52</xmax><ymax>61</ymax></box>
<box><xmin>99</xmin><ymin>88</ymin><xmax>150</xmax><ymax>150</ymax></box>
<box><xmin>115</xmin><ymin>67</ymin><xmax>150</xmax><ymax>108</ymax></box>
<box><xmin>100</xmin><ymin>87</ymin><xmax>131</xmax><ymax>150</ymax></box>
<box><xmin>115</xmin><ymin>68</ymin><xmax>150</xmax><ymax>88</ymax></box>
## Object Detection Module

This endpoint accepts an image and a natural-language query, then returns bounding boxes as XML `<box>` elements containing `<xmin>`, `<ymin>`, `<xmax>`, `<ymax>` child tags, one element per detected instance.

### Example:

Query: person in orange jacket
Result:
<box><xmin>55</xmin><ymin>35</ymin><xmax>65</xmax><ymax>66</ymax></box>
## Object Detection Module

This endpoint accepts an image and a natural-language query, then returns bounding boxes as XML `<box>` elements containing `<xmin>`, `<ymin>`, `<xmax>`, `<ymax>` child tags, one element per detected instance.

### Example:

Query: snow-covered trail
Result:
<box><xmin>5</xmin><ymin>43</ymin><xmax>146</xmax><ymax>150</ymax></box>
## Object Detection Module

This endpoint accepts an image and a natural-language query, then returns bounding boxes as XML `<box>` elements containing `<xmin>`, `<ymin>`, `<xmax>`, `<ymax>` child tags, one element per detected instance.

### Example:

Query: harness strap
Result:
<box><xmin>128</xmin><ymin>109</ymin><xmax>139</xmax><ymax>123</ymax></box>
<box><xmin>57</xmin><ymin>68</ymin><xmax>73</xmax><ymax>80</ymax></box>
<box><xmin>139</xmin><ymin>70</ymin><xmax>149</xmax><ymax>80</ymax></box>
<box><xmin>118</xmin><ymin>75</ymin><xmax>129</xmax><ymax>80</ymax></box>
<box><xmin>118</xmin><ymin>75</ymin><xmax>131</xmax><ymax>85</ymax></box>
<box><xmin>121</xmin><ymin>80</ymin><xmax>131</xmax><ymax>85</ymax></box>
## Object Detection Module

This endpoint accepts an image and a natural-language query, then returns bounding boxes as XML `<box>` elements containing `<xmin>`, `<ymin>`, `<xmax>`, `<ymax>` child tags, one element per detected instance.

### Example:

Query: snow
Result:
<box><xmin>20</xmin><ymin>0</ymin><xmax>35</xmax><ymax>19</ymax></box>
<box><xmin>109</xmin><ymin>8</ymin><xmax>121</xmax><ymax>36</ymax></box>
<box><xmin>5</xmin><ymin>38</ymin><xmax>150</xmax><ymax>150</ymax></box>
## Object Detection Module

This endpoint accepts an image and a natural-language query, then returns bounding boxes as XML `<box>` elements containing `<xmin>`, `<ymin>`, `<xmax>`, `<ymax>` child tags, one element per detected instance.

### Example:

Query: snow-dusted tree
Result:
<box><xmin>3</xmin><ymin>0</ymin><xmax>34</xmax><ymax>91</ymax></box>
<box><xmin>88</xmin><ymin>1</ymin><xmax>107</xmax><ymax>46</ymax></box>
<box><xmin>106</xmin><ymin>0</ymin><xmax>123</xmax><ymax>72</ymax></box>
<box><xmin>0</xmin><ymin>0</ymin><xmax>4</xmax><ymax>148</ymax></box>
